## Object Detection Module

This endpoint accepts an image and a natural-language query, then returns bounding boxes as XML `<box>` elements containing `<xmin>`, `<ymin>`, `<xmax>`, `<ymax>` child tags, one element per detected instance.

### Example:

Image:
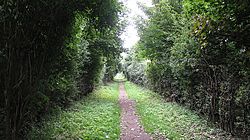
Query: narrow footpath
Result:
<box><xmin>119</xmin><ymin>83</ymin><xmax>151</xmax><ymax>140</ymax></box>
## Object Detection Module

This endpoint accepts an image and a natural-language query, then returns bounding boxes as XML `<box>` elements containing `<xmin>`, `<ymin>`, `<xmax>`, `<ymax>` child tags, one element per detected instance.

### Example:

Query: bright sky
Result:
<box><xmin>120</xmin><ymin>0</ymin><xmax>153</xmax><ymax>49</ymax></box>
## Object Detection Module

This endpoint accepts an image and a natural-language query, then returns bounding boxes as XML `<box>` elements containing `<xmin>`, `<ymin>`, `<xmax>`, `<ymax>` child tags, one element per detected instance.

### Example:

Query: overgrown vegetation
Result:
<box><xmin>1</xmin><ymin>0</ymin><xmax>250</xmax><ymax>139</ymax></box>
<box><xmin>125</xmin><ymin>82</ymin><xmax>232</xmax><ymax>139</ymax></box>
<box><xmin>28</xmin><ymin>83</ymin><xmax>120</xmax><ymax>140</ymax></box>
<box><xmin>0</xmin><ymin>0</ymin><xmax>123</xmax><ymax>139</ymax></box>
<box><xmin>123</xmin><ymin>0</ymin><xmax>250</xmax><ymax>137</ymax></box>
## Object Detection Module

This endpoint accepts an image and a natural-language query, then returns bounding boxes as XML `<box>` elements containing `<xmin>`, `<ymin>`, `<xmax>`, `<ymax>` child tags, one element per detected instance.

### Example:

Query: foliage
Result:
<box><xmin>0</xmin><ymin>0</ymin><xmax>123</xmax><ymax>139</ymax></box>
<box><xmin>122</xmin><ymin>50</ymin><xmax>148</xmax><ymax>86</ymax></box>
<box><xmin>123</xmin><ymin>0</ymin><xmax>250</xmax><ymax>137</ymax></box>
<box><xmin>125</xmin><ymin>82</ymin><xmax>232</xmax><ymax>139</ymax></box>
<box><xmin>27</xmin><ymin>83</ymin><xmax>120</xmax><ymax>140</ymax></box>
<box><xmin>113</xmin><ymin>72</ymin><xmax>126</xmax><ymax>82</ymax></box>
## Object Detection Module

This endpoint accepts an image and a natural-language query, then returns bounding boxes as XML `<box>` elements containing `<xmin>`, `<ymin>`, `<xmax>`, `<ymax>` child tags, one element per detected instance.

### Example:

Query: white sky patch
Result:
<box><xmin>120</xmin><ymin>0</ymin><xmax>153</xmax><ymax>49</ymax></box>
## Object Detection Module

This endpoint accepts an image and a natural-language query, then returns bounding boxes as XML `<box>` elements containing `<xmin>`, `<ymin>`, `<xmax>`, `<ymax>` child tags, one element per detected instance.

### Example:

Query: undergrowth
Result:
<box><xmin>125</xmin><ymin>82</ymin><xmax>232</xmax><ymax>140</ymax></box>
<box><xmin>27</xmin><ymin>83</ymin><xmax>120</xmax><ymax>140</ymax></box>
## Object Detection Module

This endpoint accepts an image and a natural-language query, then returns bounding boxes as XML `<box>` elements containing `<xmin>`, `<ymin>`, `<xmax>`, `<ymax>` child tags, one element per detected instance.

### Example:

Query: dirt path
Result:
<box><xmin>119</xmin><ymin>83</ymin><xmax>151</xmax><ymax>140</ymax></box>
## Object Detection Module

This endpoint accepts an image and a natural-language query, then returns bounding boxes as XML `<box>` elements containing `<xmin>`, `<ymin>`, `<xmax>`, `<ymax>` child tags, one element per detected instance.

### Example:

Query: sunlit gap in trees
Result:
<box><xmin>119</xmin><ymin>0</ymin><xmax>153</xmax><ymax>59</ymax></box>
<box><xmin>120</xmin><ymin>0</ymin><xmax>153</xmax><ymax>49</ymax></box>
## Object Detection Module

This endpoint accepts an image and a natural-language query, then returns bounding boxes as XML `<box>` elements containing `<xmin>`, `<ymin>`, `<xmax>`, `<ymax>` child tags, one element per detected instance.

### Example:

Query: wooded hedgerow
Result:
<box><xmin>0</xmin><ymin>0</ymin><xmax>123</xmax><ymax>139</ymax></box>
<box><xmin>124</xmin><ymin>0</ymin><xmax>250</xmax><ymax>137</ymax></box>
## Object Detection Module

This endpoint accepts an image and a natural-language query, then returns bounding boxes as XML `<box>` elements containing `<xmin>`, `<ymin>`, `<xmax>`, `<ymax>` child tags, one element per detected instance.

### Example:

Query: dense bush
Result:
<box><xmin>122</xmin><ymin>51</ymin><xmax>148</xmax><ymax>86</ymax></box>
<box><xmin>0</xmin><ymin>0</ymin><xmax>123</xmax><ymax>139</ymax></box>
<box><xmin>124</xmin><ymin>0</ymin><xmax>250</xmax><ymax>137</ymax></box>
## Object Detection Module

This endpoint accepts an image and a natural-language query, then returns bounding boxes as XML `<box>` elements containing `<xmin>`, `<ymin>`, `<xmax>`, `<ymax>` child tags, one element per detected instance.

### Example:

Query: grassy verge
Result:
<box><xmin>125</xmin><ymin>82</ymin><xmax>231</xmax><ymax>140</ymax></box>
<box><xmin>28</xmin><ymin>82</ymin><xmax>120</xmax><ymax>140</ymax></box>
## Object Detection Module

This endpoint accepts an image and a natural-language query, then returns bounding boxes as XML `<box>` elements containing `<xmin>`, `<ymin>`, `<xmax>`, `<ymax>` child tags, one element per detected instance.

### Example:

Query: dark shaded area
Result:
<box><xmin>0</xmin><ymin>0</ymin><xmax>123</xmax><ymax>139</ymax></box>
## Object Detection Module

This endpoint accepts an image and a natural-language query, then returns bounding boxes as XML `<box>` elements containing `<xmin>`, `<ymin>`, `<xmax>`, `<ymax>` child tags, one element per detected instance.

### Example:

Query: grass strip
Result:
<box><xmin>28</xmin><ymin>82</ymin><xmax>120</xmax><ymax>140</ymax></box>
<box><xmin>125</xmin><ymin>82</ymin><xmax>231</xmax><ymax>140</ymax></box>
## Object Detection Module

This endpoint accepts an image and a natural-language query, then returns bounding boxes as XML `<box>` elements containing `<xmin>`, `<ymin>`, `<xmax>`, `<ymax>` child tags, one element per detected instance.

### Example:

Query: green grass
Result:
<box><xmin>125</xmin><ymin>82</ymin><xmax>231</xmax><ymax>140</ymax></box>
<box><xmin>28</xmin><ymin>83</ymin><xmax>120</xmax><ymax>140</ymax></box>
